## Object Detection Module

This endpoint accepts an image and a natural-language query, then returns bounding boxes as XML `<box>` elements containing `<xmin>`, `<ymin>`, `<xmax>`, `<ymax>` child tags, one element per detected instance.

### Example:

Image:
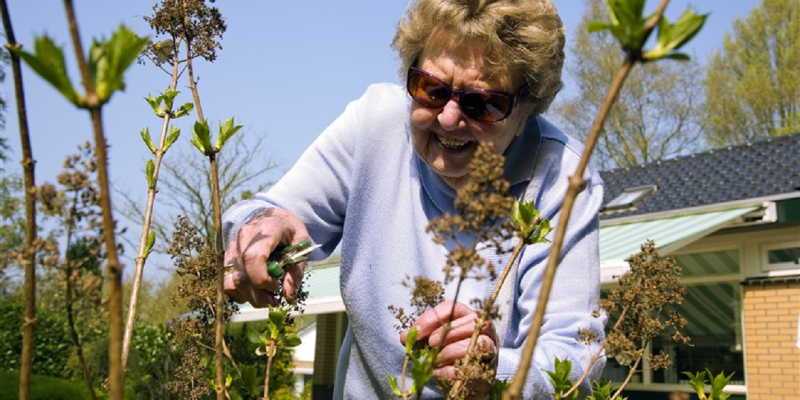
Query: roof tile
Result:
<box><xmin>598</xmin><ymin>132</ymin><xmax>800</xmax><ymax>220</ymax></box>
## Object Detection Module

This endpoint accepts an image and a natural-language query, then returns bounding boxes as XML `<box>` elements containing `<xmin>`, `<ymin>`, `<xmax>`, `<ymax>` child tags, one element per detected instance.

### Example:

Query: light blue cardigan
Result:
<box><xmin>222</xmin><ymin>83</ymin><xmax>606</xmax><ymax>399</ymax></box>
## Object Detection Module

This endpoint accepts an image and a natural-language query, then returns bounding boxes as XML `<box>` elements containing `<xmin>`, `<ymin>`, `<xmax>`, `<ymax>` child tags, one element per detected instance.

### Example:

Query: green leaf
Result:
<box><xmin>174</xmin><ymin>102</ymin><xmax>194</xmax><ymax>119</ymax></box>
<box><xmin>683</xmin><ymin>371</ymin><xmax>709</xmax><ymax>399</ymax></box>
<box><xmin>604</xmin><ymin>0</ymin><xmax>647</xmax><ymax>52</ymax></box>
<box><xmin>214</xmin><ymin>117</ymin><xmax>243</xmax><ymax>151</ymax></box>
<box><xmin>190</xmin><ymin>120</ymin><xmax>212</xmax><ymax>155</ymax></box>
<box><xmin>708</xmin><ymin>370</ymin><xmax>734</xmax><ymax>400</ymax></box>
<box><xmin>519</xmin><ymin>200</ymin><xmax>534</xmax><ymax>224</ymax></box>
<box><xmin>164</xmin><ymin>126</ymin><xmax>181</xmax><ymax>153</ymax></box>
<box><xmin>140</xmin><ymin>128</ymin><xmax>156</xmax><ymax>154</ymax></box>
<box><xmin>587</xmin><ymin>380</ymin><xmax>612</xmax><ymax>400</ymax></box>
<box><xmin>268</xmin><ymin>309</ymin><xmax>286</xmax><ymax>329</ymax></box>
<box><xmin>667</xmin><ymin>9</ymin><xmax>707</xmax><ymax>51</ymax></box>
<box><xmin>661</xmin><ymin>53</ymin><xmax>690</xmax><ymax>61</ymax></box>
<box><xmin>145</xmin><ymin>159</ymin><xmax>155</xmax><ymax>188</ymax></box>
<box><xmin>387</xmin><ymin>375</ymin><xmax>402</xmax><ymax>396</ymax></box>
<box><xmin>282</xmin><ymin>335</ymin><xmax>302</xmax><ymax>348</ymax></box>
<box><xmin>587</xmin><ymin>21</ymin><xmax>611</xmax><ymax>33</ymax></box>
<box><xmin>246</xmin><ymin>325</ymin><xmax>265</xmax><ymax>345</ymax></box>
<box><xmin>145</xmin><ymin>231</ymin><xmax>156</xmax><ymax>256</ymax></box>
<box><xmin>409</xmin><ymin>348</ymin><xmax>436</xmax><ymax>394</ymax></box>
<box><xmin>489</xmin><ymin>379</ymin><xmax>510</xmax><ymax>400</ymax></box>
<box><xmin>535</xmin><ymin>219</ymin><xmax>553</xmax><ymax>244</ymax></box>
<box><xmin>11</xmin><ymin>36</ymin><xmax>82</xmax><ymax>106</ymax></box>
<box><xmin>405</xmin><ymin>327</ymin><xmax>419</xmax><ymax>354</ymax></box>
<box><xmin>91</xmin><ymin>25</ymin><xmax>149</xmax><ymax>103</ymax></box>
<box><xmin>145</xmin><ymin>94</ymin><xmax>164</xmax><ymax>117</ymax></box>
<box><xmin>162</xmin><ymin>87</ymin><xmax>179</xmax><ymax>110</ymax></box>
<box><xmin>546</xmin><ymin>357</ymin><xmax>577</xmax><ymax>399</ymax></box>
<box><xmin>643</xmin><ymin>9</ymin><xmax>706</xmax><ymax>61</ymax></box>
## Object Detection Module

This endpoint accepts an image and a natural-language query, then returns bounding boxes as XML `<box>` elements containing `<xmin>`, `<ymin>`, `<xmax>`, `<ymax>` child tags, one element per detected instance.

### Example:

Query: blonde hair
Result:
<box><xmin>392</xmin><ymin>0</ymin><xmax>565</xmax><ymax>115</ymax></box>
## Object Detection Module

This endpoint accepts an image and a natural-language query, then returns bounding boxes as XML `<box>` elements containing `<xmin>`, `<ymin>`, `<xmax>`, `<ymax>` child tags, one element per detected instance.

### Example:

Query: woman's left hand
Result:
<box><xmin>399</xmin><ymin>301</ymin><xmax>499</xmax><ymax>398</ymax></box>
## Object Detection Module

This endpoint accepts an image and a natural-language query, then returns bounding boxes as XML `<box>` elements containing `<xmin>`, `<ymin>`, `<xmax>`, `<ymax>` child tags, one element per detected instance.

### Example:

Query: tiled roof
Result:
<box><xmin>598</xmin><ymin>132</ymin><xmax>800</xmax><ymax>220</ymax></box>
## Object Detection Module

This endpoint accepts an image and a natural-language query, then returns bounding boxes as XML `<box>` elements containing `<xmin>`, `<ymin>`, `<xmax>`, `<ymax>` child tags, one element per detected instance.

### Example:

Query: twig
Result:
<box><xmin>63</xmin><ymin>1</ymin><xmax>126</xmax><ymax>398</ymax></box>
<box><xmin>263</xmin><ymin>341</ymin><xmax>276</xmax><ymax>400</ymax></box>
<box><xmin>122</xmin><ymin>33</ymin><xmax>183</xmax><ymax>372</ymax></box>
<box><xmin>64</xmin><ymin>191</ymin><xmax>98</xmax><ymax>400</ymax></box>
<box><xmin>611</xmin><ymin>353</ymin><xmax>643</xmax><ymax>400</ymax></box>
<box><xmin>449</xmin><ymin>239</ymin><xmax>526</xmax><ymax>397</ymax></box>
<box><xmin>503</xmin><ymin>2</ymin><xmax>670</xmax><ymax>398</ymax></box>
<box><xmin>0</xmin><ymin>2</ymin><xmax>38</xmax><ymax>399</ymax></box>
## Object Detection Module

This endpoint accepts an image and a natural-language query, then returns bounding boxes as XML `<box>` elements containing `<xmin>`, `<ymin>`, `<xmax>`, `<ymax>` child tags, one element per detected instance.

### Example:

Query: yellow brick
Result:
<box><xmin>755</xmin><ymin>302</ymin><xmax>778</xmax><ymax>310</ymax></box>
<box><xmin>748</xmin><ymin>322</ymin><xmax>768</xmax><ymax>330</ymax></box>
<box><xmin>748</xmin><ymin>386</ymin><xmax>770</xmax><ymax>394</ymax></box>
<box><xmin>749</xmin><ymin>361</ymin><xmax>771</xmax><ymax>367</ymax></box>
<box><xmin>744</xmin><ymin>295</ymin><xmax>765</xmax><ymax>303</ymax></box>
<box><xmin>770</xmin><ymin>369</ymin><xmax>796</xmax><ymax>378</ymax></box>
<box><xmin>753</xmin><ymin>289</ymin><xmax>778</xmax><ymax>297</ymax></box>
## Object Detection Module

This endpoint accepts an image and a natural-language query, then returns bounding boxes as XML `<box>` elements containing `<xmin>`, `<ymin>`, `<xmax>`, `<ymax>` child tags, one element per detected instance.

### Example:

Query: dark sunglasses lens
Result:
<box><xmin>409</xmin><ymin>71</ymin><xmax>450</xmax><ymax>108</ymax></box>
<box><xmin>461</xmin><ymin>92</ymin><xmax>512</xmax><ymax>122</ymax></box>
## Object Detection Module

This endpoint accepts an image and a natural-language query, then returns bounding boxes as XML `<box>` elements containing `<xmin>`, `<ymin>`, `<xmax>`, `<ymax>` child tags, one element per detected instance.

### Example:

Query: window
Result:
<box><xmin>761</xmin><ymin>241</ymin><xmax>800</xmax><ymax>272</ymax></box>
<box><xmin>601</xmin><ymin>250</ymin><xmax>745</xmax><ymax>389</ymax></box>
<box><xmin>651</xmin><ymin>281</ymin><xmax>744</xmax><ymax>385</ymax></box>
<box><xmin>602</xmin><ymin>185</ymin><xmax>657</xmax><ymax>212</ymax></box>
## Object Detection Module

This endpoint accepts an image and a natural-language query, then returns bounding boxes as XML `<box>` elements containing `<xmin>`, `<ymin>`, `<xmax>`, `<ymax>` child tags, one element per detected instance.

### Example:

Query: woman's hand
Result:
<box><xmin>223</xmin><ymin>207</ymin><xmax>311</xmax><ymax>307</ymax></box>
<box><xmin>400</xmin><ymin>301</ymin><xmax>499</xmax><ymax>398</ymax></box>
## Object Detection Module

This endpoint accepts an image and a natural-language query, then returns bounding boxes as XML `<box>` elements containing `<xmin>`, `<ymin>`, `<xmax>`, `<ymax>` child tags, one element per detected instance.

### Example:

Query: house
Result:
<box><xmin>597</xmin><ymin>132</ymin><xmax>800</xmax><ymax>400</ymax></box>
<box><xmin>233</xmin><ymin>133</ymin><xmax>800</xmax><ymax>400</ymax></box>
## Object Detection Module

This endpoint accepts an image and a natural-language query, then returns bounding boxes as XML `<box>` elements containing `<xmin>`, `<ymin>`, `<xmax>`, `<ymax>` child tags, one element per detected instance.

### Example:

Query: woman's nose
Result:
<box><xmin>437</xmin><ymin>98</ymin><xmax>465</xmax><ymax>130</ymax></box>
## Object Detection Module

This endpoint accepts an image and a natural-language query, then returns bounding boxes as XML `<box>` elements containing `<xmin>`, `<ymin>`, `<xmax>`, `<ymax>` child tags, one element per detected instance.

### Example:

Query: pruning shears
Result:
<box><xmin>266</xmin><ymin>240</ymin><xmax>321</xmax><ymax>277</ymax></box>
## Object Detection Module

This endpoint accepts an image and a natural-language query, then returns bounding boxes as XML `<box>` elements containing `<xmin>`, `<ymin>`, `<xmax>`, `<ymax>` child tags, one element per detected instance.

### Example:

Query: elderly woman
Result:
<box><xmin>222</xmin><ymin>0</ymin><xmax>605</xmax><ymax>398</ymax></box>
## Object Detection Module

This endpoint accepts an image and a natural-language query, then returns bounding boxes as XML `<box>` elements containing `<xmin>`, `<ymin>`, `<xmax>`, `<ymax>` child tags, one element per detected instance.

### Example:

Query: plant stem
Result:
<box><xmin>210</xmin><ymin>152</ymin><xmax>226</xmax><ymax>400</ymax></box>
<box><xmin>121</xmin><ymin>44</ymin><xmax>182</xmax><ymax>372</ymax></box>
<box><xmin>64</xmin><ymin>192</ymin><xmax>98</xmax><ymax>400</ymax></box>
<box><xmin>562</xmin><ymin>303</ymin><xmax>632</xmax><ymax>398</ymax></box>
<box><xmin>263</xmin><ymin>341</ymin><xmax>276</xmax><ymax>400</ymax></box>
<box><xmin>179</xmin><ymin>2</ymin><xmax>224</xmax><ymax>394</ymax></box>
<box><xmin>0</xmin><ymin>3</ymin><xmax>37</xmax><ymax>399</ymax></box>
<box><xmin>610</xmin><ymin>353</ymin><xmax>643</xmax><ymax>400</ymax></box>
<box><xmin>63</xmin><ymin>0</ymin><xmax>125</xmax><ymax>397</ymax></box>
<box><xmin>503</xmin><ymin>2</ymin><xmax>670</xmax><ymax>398</ymax></box>
<box><xmin>450</xmin><ymin>239</ymin><xmax>526</xmax><ymax>397</ymax></box>
<box><xmin>401</xmin><ymin>354</ymin><xmax>411</xmax><ymax>399</ymax></box>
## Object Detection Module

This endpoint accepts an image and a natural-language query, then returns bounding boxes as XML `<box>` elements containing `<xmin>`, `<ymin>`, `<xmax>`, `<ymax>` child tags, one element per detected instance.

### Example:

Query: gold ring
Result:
<box><xmin>224</xmin><ymin>264</ymin><xmax>235</xmax><ymax>274</ymax></box>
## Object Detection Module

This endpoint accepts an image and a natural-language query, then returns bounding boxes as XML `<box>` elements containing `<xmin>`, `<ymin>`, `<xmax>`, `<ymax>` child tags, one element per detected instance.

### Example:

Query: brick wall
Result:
<box><xmin>742</xmin><ymin>281</ymin><xmax>800</xmax><ymax>400</ymax></box>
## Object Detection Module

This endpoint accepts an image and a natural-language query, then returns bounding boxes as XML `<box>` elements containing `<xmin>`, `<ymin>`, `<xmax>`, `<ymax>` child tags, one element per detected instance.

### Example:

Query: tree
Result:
<box><xmin>550</xmin><ymin>0</ymin><xmax>706</xmax><ymax>170</ymax></box>
<box><xmin>704</xmin><ymin>0</ymin><xmax>799</xmax><ymax>146</ymax></box>
<box><xmin>0</xmin><ymin>51</ymin><xmax>8</xmax><ymax>168</ymax></box>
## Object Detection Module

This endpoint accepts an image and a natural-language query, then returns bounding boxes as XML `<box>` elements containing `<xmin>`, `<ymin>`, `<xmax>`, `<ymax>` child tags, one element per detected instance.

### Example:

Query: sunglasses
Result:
<box><xmin>407</xmin><ymin>67</ymin><xmax>518</xmax><ymax>122</ymax></box>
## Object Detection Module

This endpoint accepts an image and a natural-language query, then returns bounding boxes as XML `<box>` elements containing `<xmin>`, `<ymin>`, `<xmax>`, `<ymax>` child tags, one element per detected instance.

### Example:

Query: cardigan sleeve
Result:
<box><xmin>221</xmin><ymin>85</ymin><xmax>373</xmax><ymax>257</ymax></box>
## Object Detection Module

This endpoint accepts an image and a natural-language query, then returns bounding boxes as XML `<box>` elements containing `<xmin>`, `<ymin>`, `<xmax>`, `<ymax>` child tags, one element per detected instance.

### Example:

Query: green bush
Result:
<box><xmin>0</xmin><ymin>370</ymin><xmax>91</xmax><ymax>400</ymax></box>
<box><xmin>0</xmin><ymin>296</ymin><xmax>72</xmax><ymax>377</ymax></box>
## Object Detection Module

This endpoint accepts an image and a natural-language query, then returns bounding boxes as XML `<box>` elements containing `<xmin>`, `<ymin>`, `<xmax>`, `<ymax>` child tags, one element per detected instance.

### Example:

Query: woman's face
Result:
<box><xmin>409</xmin><ymin>40</ymin><xmax>531</xmax><ymax>189</ymax></box>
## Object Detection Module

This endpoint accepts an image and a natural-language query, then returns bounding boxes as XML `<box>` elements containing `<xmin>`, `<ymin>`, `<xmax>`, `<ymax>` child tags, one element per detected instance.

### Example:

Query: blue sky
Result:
<box><xmin>1</xmin><ymin>1</ymin><xmax>758</xmax><ymax>281</ymax></box>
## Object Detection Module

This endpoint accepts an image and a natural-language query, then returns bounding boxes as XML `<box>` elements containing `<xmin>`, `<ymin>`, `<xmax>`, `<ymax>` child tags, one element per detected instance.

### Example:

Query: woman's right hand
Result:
<box><xmin>223</xmin><ymin>207</ymin><xmax>311</xmax><ymax>307</ymax></box>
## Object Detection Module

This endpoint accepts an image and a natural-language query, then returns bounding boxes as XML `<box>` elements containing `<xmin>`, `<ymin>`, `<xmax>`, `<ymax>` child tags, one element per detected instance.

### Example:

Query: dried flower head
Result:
<box><xmin>600</xmin><ymin>240</ymin><xmax>691</xmax><ymax>371</ymax></box>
